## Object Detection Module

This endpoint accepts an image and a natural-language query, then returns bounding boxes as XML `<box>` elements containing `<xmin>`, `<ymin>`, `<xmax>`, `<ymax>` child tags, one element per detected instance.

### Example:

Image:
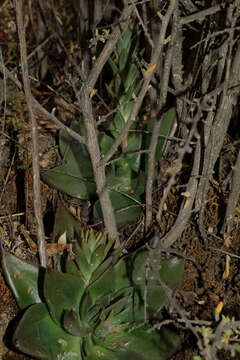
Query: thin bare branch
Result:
<box><xmin>79</xmin><ymin>85</ymin><xmax>119</xmax><ymax>244</ymax></box>
<box><xmin>100</xmin><ymin>1</ymin><xmax>175</xmax><ymax>168</ymax></box>
<box><xmin>180</xmin><ymin>4</ymin><xmax>223</xmax><ymax>25</ymax></box>
<box><xmin>88</xmin><ymin>5</ymin><xmax>132</xmax><ymax>89</ymax></box>
<box><xmin>32</xmin><ymin>97</ymin><xmax>86</xmax><ymax>144</ymax></box>
<box><xmin>0</xmin><ymin>63</ymin><xmax>87</xmax><ymax>145</ymax></box>
<box><xmin>15</xmin><ymin>0</ymin><xmax>47</xmax><ymax>267</ymax></box>
<box><xmin>0</xmin><ymin>48</ymin><xmax>7</xmax><ymax>126</ymax></box>
<box><xmin>145</xmin><ymin>0</ymin><xmax>177</xmax><ymax>229</ymax></box>
<box><xmin>129</xmin><ymin>0</ymin><xmax>154</xmax><ymax>48</ymax></box>
<box><xmin>196</xmin><ymin>4</ymin><xmax>240</xmax><ymax>243</ymax></box>
<box><xmin>222</xmin><ymin>149</ymin><xmax>240</xmax><ymax>237</ymax></box>
<box><xmin>74</xmin><ymin>5</ymin><xmax>135</xmax><ymax>244</ymax></box>
<box><xmin>160</xmin><ymin>137</ymin><xmax>201</xmax><ymax>249</ymax></box>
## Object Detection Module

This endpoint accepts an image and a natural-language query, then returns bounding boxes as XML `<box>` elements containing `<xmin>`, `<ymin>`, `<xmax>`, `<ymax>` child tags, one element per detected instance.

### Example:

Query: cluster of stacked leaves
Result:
<box><xmin>42</xmin><ymin>27</ymin><xmax>175</xmax><ymax>227</ymax></box>
<box><xmin>2</xmin><ymin>206</ymin><xmax>184</xmax><ymax>360</ymax></box>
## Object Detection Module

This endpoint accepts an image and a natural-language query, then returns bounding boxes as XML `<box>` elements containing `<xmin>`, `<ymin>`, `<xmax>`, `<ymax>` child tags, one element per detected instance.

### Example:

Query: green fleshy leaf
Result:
<box><xmin>108</xmin><ymin>57</ymin><xmax>120</xmax><ymax>77</ymax></box>
<box><xmin>106</xmin><ymin>82</ymin><xmax>117</xmax><ymax>101</ymax></box>
<box><xmin>42</xmin><ymin>163</ymin><xmax>96</xmax><ymax>199</ymax></box>
<box><xmin>125</xmin><ymin>326</ymin><xmax>181</xmax><ymax>360</ymax></box>
<box><xmin>94</xmin><ymin>290</ymin><xmax>134</xmax><ymax>327</ymax></box>
<box><xmin>115</xmin><ymin>28</ymin><xmax>132</xmax><ymax>60</ymax></box>
<box><xmin>124</xmin><ymin>63</ymin><xmax>140</xmax><ymax>91</ymax></box>
<box><xmin>79</xmin><ymin>291</ymin><xmax>98</xmax><ymax>327</ymax></box>
<box><xmin>120</xmin><ymin>86</ymin><xmax>136</xmax><ymax>103</ymax></box>
<box><xmin>158</xmin><ymin>108</ymin><xmax>176</xmax><ymax>158</ymax></box>
<box><xmin>93</xmin><ymin>315</ymin><xmax>131</xmax><ymax>349</ymax></box>
<box><xmin>1</xmin><ymin>252</ymin><xmax>41</xmax><ymax>309</ymax></box>
<box><xmin>59</xmin><ymin>122</ymin><xmax>91</xmax><ymax>179</ymax></box>
<box><xmin>72</xmin><ymin>242</ymin><xmax>92</xmax><ymax>284</ymax></box>
<box><xmin>108</xmin><ymin>159</ymin><xmax>132</xmax><ymax>192</ymax></box>
<box><xmin>109</xmin><ymin>110</ymin><xmax>125</xmax><ymax>138</ymax></box>
<box><xmin>159</xmin><ymin>256</ymin><xmax>184</xmax><ymax>287</ymax></box>
<box><xmin>131</xmin><ymin>76</ymin><xmax>143</xmax><ymax>97</ymax></box>
<box><xmin>115</xmin><ymin>350</ymin><xmax>146</xmax><ymax>360</ymax></box>
<box><xmin>111</xmin><ymin>190</ymin><xmax>141</xmax><ymax>226</ymax></box>
<box><xmin>131</xmin><ymin>172</ymin><xmax>146</xmax><ymax>196</ymax></box>
<box><xmin>42</xmin><ymin>121</ymin><xmax>96</xmax><ymax>199</ymax></box>
<box><xmin>13</xmin><ymin>303</ymin><xmax>82</xmax><ymax>360</ymax></box>
<box><xmin>90</xmin><ymin>244</ymin><xmax>107</xmax><ymax>270</ymax></box>
<box><xmin>119</xmin><ymin>100</ymin><xmax>134</xmax><ymax>123</ymax></box>
<box><xmin>129</xmin><ymin>247</ymin><xmax>148</xmax><ymax>285</ymax></box>
<box><xmin>99</xmin><ymin>132</ymin><xmax>115</xmax><ymax>155</ymax></box>
<box><xmin>67</xmin><ymin>230</ymin><xmax>112</xmax><ymax>286</ymax></box>
<box><xmin>127</xmin><ymin>250</ymin><xmax>184</xmax><ymax>318</ymax></box>
<box><xmin>119</xmin><ymin>49</ymin><xmax>129</xmax><ymax>73</ymax></box>
<box><xmin>126</xmin><ymin>152</ymin><xmax>141</xmax><ymax>174</ymax></box>
<box><xmin>123</xmin><ymin>249</ymin><xmax>164</xmax><ymax>320</ymax></box>
<box><xmin>79</xmin><ymin>233</ymin><xmax>92</xmax><ymax>263</ymax></box>
<box><xmin>94</xmin><ymin>255</ymin><xmax>117</xmax><ymax>284</ymax></box>
<box><xmin>87</xmin><ymin>260</ymin><xmax>117</xmax><ymax>301</ymax></box>
<box><xmin>65</xmin><ymin>256</ymin><xmax>81</xmax><ymax>278</ymax></box>
<box><xmin>145</xmin><ymin>108</ymin><xmax>176</xmax><ymax>169</ymax></box>
<box><xmin>115</xmin><ymin>73</ymin><xmax>122</xmax><ymax>97</ymax></box>
<box><xmin>81</xmin><ymin>229</ymin><xmax>111</xmax><ymax>264</ymax></box>
<box><xmin>44</xmin><ymin>271</ymin><xmax>85</xmax><ymax>325</ymax></box>
<box><xmin>84</xmin><ymin>338</ymin><xmax>118</xmax><ymax>360</ymax></box>
<box><xmin>144</xmin><ymin>285</ymin><xmax>167</xmax><ymax>319</ymax></box>
<box><xmin>66</xmin><ymin>230</ymin><xmax>113</xmax><ymax>286</ymax></box>
<box><xmin>53</xmin><ymin>203</ymin><xmax>82</xmax><ymax>242</ymax></box>
<box><xmin>63</xmin><ymin>309</ymin><xmax>92</xmax><ymax>337</ymax></box>
<box><xmin>94</xmin><ymin>190</ymin><xmax>141</xmax><ymax>228</ymax></box>
<box><xmin>88</xmin><ymin>254</ymin><xmax>129</xmax><ymax>302</ymax></box>
<box><xmin>124</xmin><ymin>131</ymin><xmax>142</xmax><ymax>173</ymax></box>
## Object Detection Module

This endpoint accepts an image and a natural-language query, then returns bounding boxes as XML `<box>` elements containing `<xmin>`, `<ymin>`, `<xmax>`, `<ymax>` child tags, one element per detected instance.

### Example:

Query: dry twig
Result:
<box><xmin>15</xmin><ymin>0</ymin><xmax>47</xmax><ymax>267</ymax></box>
<box><xmin>196</xmin><ymin>2</ymin><xmax>240</xmax><ymax>243</ymax></box>
<box><xmin>145</xmin><ymin>0</ymin><xmax>177</xmax><ymax>229</ymax></box>
<box><xmin>75</xmin><ymin>4</ymin><xmax>134</xmax><ymax>244</ymax></box>
<box><xmin>222</xmin><ymin>149</ymin><xmax>240</xmax><ymax>238</ymax></box>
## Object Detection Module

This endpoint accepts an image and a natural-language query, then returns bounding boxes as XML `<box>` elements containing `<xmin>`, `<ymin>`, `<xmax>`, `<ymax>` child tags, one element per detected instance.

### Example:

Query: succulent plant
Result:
<box><xmin>1</xmin><ymin>207</ymin><xmax>184</xmax><ymax>360</ymax></box>
<box><xmin>42</xmin><ymin>27</ymin><xmax>176</xmax><ymax>228</ymax></box>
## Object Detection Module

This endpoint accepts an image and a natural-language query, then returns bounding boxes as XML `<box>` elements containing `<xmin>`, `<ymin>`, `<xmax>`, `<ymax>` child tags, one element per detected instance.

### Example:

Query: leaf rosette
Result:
<box><xmin>2</xmin><ymin>210</ymin><xmax>183</xmax><ymax>359</ymax></box>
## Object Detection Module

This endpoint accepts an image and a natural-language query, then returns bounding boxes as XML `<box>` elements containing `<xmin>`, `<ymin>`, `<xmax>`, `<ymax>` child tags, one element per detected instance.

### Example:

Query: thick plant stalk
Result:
<box><xmin>15</xmin><ymin>0</ymin><xmax>47</xmax><ymax>267</ymax></box>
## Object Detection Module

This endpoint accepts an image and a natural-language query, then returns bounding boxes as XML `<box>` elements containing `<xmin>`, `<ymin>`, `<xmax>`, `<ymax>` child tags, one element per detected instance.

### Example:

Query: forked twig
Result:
<box><xmin>76</xmin><ymin>4</ymin><xmax>134</xmax><ymax>244</ymax></box>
